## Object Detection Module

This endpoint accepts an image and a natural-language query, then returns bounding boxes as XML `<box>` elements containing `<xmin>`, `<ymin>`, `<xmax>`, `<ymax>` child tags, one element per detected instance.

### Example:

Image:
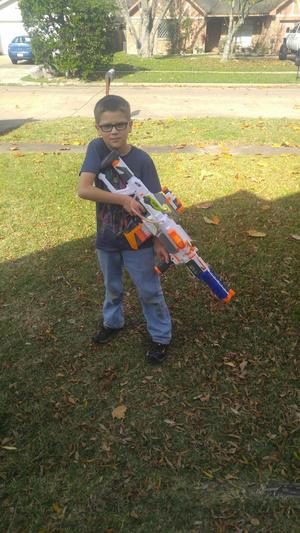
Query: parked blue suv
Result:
<box><xmin>8</xmin><ymin>35</ymin><xmax>33</xmax><ymax>64</ymax></box>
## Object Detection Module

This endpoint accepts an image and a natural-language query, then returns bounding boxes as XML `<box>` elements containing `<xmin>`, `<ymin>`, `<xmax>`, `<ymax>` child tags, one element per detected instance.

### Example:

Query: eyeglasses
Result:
<box><xmin>98</xmin><ymin>122</ymin><xmax>129</xmax><ymax>133</ymax></box>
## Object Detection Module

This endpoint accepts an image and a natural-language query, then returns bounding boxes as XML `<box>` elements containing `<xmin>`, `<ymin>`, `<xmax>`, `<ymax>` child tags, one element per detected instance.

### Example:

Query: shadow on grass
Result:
<box><xmin>0</xmin><ymin>118</ymin><xmax>37</xmax><ymax>136</ymax></box>
<box><xmin>0</xmin><ymin>189</ymin><xmax>299</xmax><ymax>531</ymax></box>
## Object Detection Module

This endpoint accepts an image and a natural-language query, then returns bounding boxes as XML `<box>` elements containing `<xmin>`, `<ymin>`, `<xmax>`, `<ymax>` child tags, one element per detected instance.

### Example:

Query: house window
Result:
<box><xmin>157</xmin><ymin>19</ymin><xmax>178</xmax><ymax>39</ymax></box>
<box><xmin>235</xmin><ymin>19</ymin><xmax>254</xmax><ymax>48</ymax></box>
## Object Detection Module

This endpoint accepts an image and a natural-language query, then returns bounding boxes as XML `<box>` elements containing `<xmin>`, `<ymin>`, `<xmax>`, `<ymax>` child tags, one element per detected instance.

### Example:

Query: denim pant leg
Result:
<box><xmin>96</xmin><ymin>249</ymin><xmax>125</xmax><ymax>329</ymax></box>
<box><xmin>123</xmin><ymin>247</ymin><xmax>172</xmax><ymax>345</ymax></box>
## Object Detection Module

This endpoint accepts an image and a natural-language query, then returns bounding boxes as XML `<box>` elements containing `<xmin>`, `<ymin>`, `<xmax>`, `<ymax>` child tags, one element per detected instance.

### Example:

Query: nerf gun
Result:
<box><xmin>99</xmin><ymin>151</ymin><xmax>235</xmax><ymax>303</ymax></box>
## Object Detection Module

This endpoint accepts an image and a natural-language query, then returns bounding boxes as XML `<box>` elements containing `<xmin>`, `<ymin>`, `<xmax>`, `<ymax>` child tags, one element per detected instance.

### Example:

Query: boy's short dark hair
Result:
<box><xmin>94</xmin><ymin>95</ymin><xmax>131</xmax><ymax>123</ymax></box>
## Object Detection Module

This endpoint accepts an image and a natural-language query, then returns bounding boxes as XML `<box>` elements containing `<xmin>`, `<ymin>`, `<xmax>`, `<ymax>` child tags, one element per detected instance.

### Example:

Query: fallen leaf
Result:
<box><xmin>290</xmin><ymin>234</ymin><xmax>300</xmax><ymax>241</ymax></box>
<box><xmin>197</xmin><ymin>202</ymin><xmax>213</xmax><ymax>209</ymax></box>
<box><xmin>247</xmin><ymin>230</ymin><xmax>267</xmax><ymax>238</ymax></box>
<box><xmin>1</xmin><ymin>446</ymin><xmax>17</xmax><ymax>450</ymax></box>
<box><xmin>202</xmin><ymin>470</ymin><xmax>213</xmax><ymax>478</ymax></box>
<box><xmin>52</xmin><ymin>503</ymin><xmax>62</xmax><ymax>514</ymax></box>
<box><xmin>164</xmin><ymin>419</ymin><xmax>176</xmax><ymax>426</ymax></box>
<box><xmin>112</xmin><ymin>404</ymin><xmax>127</xmax><ymax>419</ymax></box>
<box><xmin>240</xmin><ymin>360</ymin><xmax>248</xmax><ymax>372</ymax></box>
<box><xmin>67</xmin><ymin>396</ymin><xmax>76</xmax><ymax>405</ymax></box>
<box><xmin>203</xmin><ymin>215</ymin><xmax>220</xmax><ymax>225</ymax></box>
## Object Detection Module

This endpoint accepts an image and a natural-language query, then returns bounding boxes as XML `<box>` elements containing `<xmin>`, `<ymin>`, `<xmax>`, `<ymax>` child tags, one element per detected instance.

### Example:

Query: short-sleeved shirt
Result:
<box><xmin>80</xmin><ymin>138</ymin><xmax>161</xmax><ymax>251</ymax></box>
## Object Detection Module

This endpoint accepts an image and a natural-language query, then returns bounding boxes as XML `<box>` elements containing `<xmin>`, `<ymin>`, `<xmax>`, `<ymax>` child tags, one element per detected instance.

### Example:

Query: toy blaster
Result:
<box><xmin>99</xmin><ymin>151</ymin><xmax>235</xmax><ymax>303</ymax></box>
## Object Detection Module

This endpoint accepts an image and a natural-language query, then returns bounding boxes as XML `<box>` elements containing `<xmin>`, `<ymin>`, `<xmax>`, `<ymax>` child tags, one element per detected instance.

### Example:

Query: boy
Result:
<box><xmin>78</xmin><ymin>95</ymin><xmax>172</xmax><ymax>364</ymax></box>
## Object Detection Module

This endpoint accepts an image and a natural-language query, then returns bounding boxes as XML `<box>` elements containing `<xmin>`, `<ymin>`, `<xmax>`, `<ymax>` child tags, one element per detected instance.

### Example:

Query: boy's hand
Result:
<box><xmin>122</xmin><ymin>196</ymin><xmax>145</xmax><ymax>217</ymax></box>
<box><xmin>153</xmin><ymin>238</ymin><xmax>169</xmax><ymax>263</ymax></box>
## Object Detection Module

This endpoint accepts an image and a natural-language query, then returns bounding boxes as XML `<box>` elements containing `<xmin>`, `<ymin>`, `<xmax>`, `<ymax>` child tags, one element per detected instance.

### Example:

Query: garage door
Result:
<box><xmin>0</xmin><ymin>21</ymin><xmax>26</xmax><ymax>54</ymax></box>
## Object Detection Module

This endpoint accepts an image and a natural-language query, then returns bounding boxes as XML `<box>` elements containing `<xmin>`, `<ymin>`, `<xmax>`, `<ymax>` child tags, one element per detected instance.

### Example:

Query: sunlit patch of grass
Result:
<box><xmin>2</xmin><ymin>116</ymin><xmax>300</xmax><ymax>148</ymax></box>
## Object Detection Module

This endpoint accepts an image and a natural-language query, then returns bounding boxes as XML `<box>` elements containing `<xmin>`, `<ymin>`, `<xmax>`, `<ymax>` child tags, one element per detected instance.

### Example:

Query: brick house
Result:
<box><xmin>125</xmin><ymin>0</ymin><xmax>300</xmax><ymax>55</ymax></box>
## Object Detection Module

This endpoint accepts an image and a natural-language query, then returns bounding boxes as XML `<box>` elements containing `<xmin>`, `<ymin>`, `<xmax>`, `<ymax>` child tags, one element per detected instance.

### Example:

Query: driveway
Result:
<box><xmin>0</xmin><ymin>54</ymin><xmax>33</xmax><ymax>83</ymax></box>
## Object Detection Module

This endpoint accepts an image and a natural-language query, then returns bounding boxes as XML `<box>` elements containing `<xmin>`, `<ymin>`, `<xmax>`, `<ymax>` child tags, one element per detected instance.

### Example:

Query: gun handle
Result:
<box><xmin>154</xmin><ymin>260</ymin><xmax>172</xmax><ymax>275</ymax></box>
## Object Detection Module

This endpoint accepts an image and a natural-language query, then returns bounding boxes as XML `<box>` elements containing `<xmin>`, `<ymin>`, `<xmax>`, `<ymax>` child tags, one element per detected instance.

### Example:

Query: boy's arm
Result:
<box><xmin>78</xmin><ymin>171</ymin><xmax>145</xmax><ymax>216</ymax></box>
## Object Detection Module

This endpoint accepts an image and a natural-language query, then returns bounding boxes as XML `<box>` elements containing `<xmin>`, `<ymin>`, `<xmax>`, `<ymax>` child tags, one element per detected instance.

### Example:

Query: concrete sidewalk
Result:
<box><xmin>1</xmin><ymin>141</ymin><xmax>300</xmax><ymax>156</ymax></box>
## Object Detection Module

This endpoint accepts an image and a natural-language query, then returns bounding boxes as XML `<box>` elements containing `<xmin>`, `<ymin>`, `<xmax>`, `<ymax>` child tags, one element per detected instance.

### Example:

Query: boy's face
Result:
<box><xmin>96</xmin><ymin>110</ymin><xmax>132</xmax><ymax>153</ymax></box>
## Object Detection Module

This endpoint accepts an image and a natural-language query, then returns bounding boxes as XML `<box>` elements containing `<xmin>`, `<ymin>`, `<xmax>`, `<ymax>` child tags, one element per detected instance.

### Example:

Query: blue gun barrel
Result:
<box><xmin>199</xmin><ymin>269</ymin><xmax>235</xmax><ymax>303</ymax></box>
<box><xmin>186</xmin><ymin>260</ymin><xmax>235</xmax><ymax>303</ymax></box>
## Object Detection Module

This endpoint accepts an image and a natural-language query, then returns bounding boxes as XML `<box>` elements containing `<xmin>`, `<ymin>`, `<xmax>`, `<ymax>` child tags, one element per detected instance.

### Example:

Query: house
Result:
<box><xmin>126</xmin><ymin>0</ymin><xmax>300</xmax><ymax>55</ymax></box>
<box><xmin>1</xmin><ymin>0</ymin><xmax>300</xmax><ymax>57</ymax></box>
<box><xmin>199</xmin><ymin>0</ymin><xmax>300</xmax><ymax>54</ymax></box>
<box><xmin>0</xmin><ymin>0</ymin><xmax>27</xmax><ymax>54</ymax></box>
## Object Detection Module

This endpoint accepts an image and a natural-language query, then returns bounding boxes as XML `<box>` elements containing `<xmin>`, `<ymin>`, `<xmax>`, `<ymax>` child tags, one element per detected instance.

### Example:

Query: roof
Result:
<box><xmin>194</xmin><ymin>1</ymin><xmax>286</xmax><ymax>16</ymax></box>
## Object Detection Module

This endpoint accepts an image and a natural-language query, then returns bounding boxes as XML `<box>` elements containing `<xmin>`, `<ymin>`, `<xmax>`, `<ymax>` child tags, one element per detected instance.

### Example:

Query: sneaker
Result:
<box><xmin>92</xmin><ymin>325</ymin><xmax>123</xmax><ymax>344</ymax></box>
<box><xmin>146</xmin><ymin>341</ymin><xmax>169</xmax><ymax>364</ymax></box>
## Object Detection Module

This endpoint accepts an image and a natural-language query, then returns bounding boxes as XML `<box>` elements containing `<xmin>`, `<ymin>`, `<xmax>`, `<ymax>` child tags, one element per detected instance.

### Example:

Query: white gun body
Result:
<box><xmin>98</xmin><ymin>152</ymin><xmax>235</xmax><ymax>303</ymax></box>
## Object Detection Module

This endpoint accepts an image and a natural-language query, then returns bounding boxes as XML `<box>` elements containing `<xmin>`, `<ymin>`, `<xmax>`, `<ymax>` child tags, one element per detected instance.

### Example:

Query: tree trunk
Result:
<box><xmin>222</xmin><ymin>5</ymin><xmax>235</xmax><ymax>61</ymax></box>
<box><xmin>139</xmin><ymin>0</ymin><xmax>152</xmax><ymax>57</ymax></box>
<box><xmin>221</xmin><ymin>0</ymin><xmax>263</xmax><ymax>61</ymax></box>
<box><xmin>118</xmin><ymin>0</ymin><xmax>173</xmax><ymax>57</ymax></box>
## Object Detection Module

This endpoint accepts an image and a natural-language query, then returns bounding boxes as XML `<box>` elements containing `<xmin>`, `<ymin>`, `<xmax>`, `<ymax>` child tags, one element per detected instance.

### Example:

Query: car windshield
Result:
<box><xmin>13</xmin><ymin>36</ymin><xmax>31</xmax><ymax>43</ymax></box>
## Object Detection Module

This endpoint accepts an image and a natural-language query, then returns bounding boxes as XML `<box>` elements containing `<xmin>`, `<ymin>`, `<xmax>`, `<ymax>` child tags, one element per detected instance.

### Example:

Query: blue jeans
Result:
<box><xmin>97</xmin><ymin>247</ymin><xmax>172</xmax><ymax>345</ymax></box>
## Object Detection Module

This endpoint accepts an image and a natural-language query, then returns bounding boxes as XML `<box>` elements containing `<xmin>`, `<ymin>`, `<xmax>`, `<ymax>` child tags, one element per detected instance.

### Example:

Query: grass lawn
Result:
<box><xmin>110</xmin><ymin>52</ymin><xmax>299</xmax><ymax>84</ymax></box>
<box><xmin>111</xmin><ymin>52</ymin><xmax>296</xmax><ymax>73</ymax></box>
<box><xmin>22</xmin><ymin>52</ymin><xmax>300</xmax><ymax>85</ymax></box>
<box><xmin>1</xmin><ymin>137</ymin><xmax>300</xmax><ymax>530</ymax></box>
<box><xmin>2</xmin><ymin>116</ymin><xmax>300</xmax><ymax>147</ymax></box>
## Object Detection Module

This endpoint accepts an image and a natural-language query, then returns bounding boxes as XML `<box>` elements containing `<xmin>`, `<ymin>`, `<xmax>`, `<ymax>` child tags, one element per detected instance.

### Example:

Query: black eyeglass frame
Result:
<box><xmin>97</xmin><ymin>122</ymin><xmax>129</xmax><ymax>133</ymax></box>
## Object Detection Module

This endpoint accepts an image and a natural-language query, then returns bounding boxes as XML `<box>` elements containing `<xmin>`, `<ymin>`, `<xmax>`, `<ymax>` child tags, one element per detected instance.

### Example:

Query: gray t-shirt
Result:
<box><xmin>80</xmin><ymin>138</ymin><xmax>161</xmax><ymax>251</ymax></box>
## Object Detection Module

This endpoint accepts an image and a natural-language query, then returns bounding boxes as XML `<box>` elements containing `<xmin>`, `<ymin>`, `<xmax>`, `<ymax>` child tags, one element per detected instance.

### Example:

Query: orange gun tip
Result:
<box><xmin>223</xmin><ymin>289</ymin><xmax>235</xmax><ymax>303</ymax></box>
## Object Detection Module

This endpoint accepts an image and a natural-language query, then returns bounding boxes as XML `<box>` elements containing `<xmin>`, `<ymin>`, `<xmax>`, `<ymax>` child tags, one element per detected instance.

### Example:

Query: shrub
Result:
<box><xmin>20</xmin><ymin>0</ymin><xmax>117</xmax><ymax>79</ymax></box>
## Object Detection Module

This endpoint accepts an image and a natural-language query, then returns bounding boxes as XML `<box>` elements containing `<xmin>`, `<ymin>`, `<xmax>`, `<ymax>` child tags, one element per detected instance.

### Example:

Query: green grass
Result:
<box><xmin>2</xmin><ymin>116</ymin><xmax>300</xmax><ymax>147</ymax></box>
<box><xmin>111</xmin><ymin>52</ymin><xmax>296</xmax><ymax>73</ymax></box>
<box><xmin>1</xmin><ymin>146</ymin><xmax>299</xmax><ymax>531</ymax></box>
<box><xmin>22</xmin><ymin>52</ymin><xmax>300</xmax><ymax>85</ymax></box>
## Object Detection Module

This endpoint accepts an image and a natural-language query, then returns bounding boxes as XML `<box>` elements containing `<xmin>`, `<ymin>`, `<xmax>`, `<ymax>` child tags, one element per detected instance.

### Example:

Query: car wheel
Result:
<box><xmin>279</xmin><ymin>44</ymin><xmax>288</xmax><ymax>60</ymax></box>
<box><xmin>10</xmin><ymin>58</ymin><xmax>18</xmax><ymax>64</ymax></box>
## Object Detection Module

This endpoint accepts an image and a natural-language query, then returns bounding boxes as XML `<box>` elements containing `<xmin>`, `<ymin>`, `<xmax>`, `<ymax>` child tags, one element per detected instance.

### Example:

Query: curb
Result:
<box><xmin>1</xmin><ymin>81</ymin><xmax>300</xmax><ymax>88</ymax></box>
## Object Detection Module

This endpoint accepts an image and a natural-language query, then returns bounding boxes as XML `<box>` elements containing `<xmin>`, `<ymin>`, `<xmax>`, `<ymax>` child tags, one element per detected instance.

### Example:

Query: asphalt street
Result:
<box><xmin>1</xmin><ymin>56</ymin><xmax>300</xmax><ymax>134</ymax></box>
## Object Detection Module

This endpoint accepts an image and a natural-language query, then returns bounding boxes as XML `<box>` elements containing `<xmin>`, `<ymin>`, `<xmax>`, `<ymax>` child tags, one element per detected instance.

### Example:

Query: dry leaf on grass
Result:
<box><xmin>203</xmin><ymin>215</ymin><xmax>220</xmax><ymax>225</ymax></box>
<box><xmin>246</xmin><ymin>230</ymin><xmax>267</xmax><ymax>238</ymax></box>
<box><xmin>290</xmin><ymin>234</ymin><xmax>300</xmax><ymax>241</ymax></box>
<box><xmin>197</xmin><ymin>202</ymin><xmax>213</xmax><ymax>209</ymax></box>
<box><xmin>112</xmin><ymin>404</ymin><xmax>127</xmax><ymax>419</ymax></box>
